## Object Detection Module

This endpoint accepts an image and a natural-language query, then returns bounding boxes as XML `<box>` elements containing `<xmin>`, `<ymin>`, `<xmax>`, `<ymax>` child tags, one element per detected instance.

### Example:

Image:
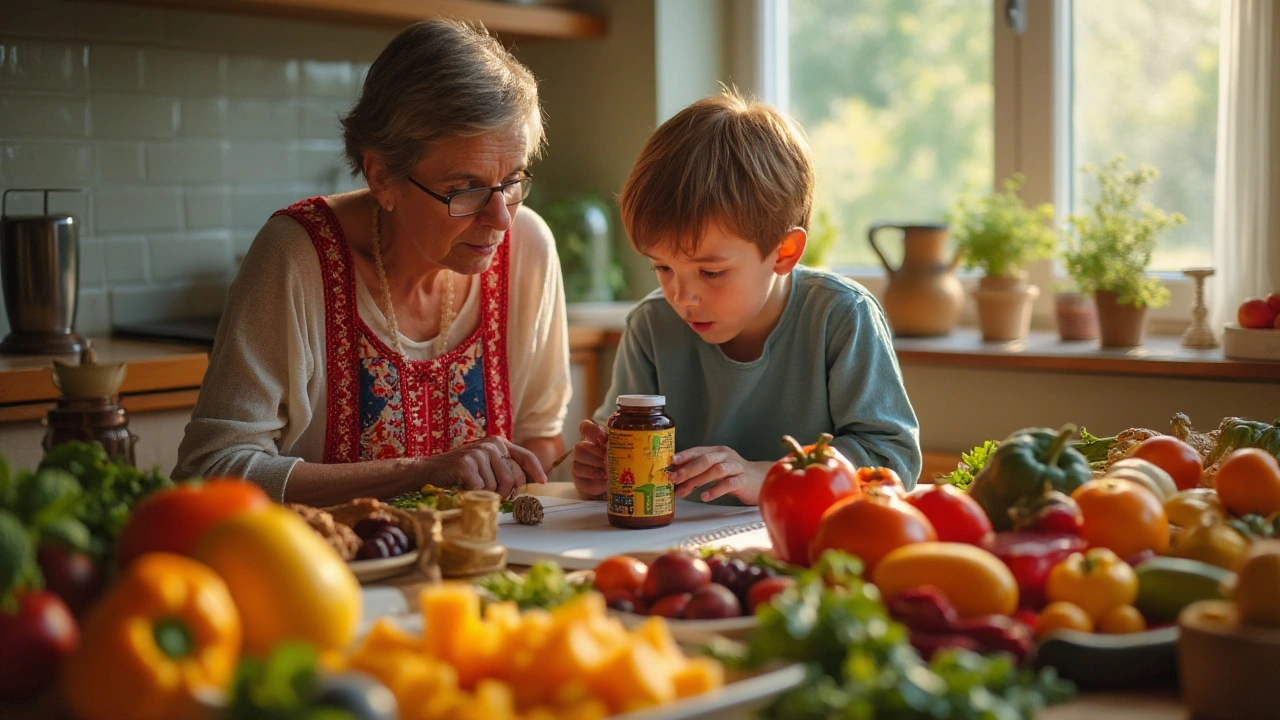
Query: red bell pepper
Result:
<box><xmin>758</xmin><ymin>434</ymin><xmax>860</xmax><ymax>566</ymax></box>
<box><xmin>982</xmin><ymin>531</ymin><xmax>1088</xmax><ymax>612</ymax></box>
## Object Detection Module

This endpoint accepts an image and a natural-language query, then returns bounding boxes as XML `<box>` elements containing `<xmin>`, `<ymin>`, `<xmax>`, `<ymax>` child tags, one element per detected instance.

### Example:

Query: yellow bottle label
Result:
<box><xmin>607</xmin><ymin>428</ymin><xmax>675</xmax><ymax>518</ymax></box>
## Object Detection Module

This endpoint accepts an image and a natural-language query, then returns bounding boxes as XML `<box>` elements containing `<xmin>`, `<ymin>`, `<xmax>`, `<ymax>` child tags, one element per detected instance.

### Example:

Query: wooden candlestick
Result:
<box><xmin>1181</xmin><ymin>268</ymin><xmax>1219</xmax><ymax>349</ymax></box>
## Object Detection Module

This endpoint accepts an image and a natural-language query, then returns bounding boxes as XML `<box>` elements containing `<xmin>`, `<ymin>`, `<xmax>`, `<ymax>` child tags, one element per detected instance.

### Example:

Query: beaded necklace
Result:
<box><xmin>369</xmin><ymin>201</ymin><xmax>454</xmax><ymax>357</ymax></box>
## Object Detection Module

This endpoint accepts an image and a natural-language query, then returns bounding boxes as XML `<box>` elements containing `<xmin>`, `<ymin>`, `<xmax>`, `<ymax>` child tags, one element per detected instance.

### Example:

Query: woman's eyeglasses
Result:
<box><xmin>407</xmin><ymin>174</ymin><xmax>533</xmax><ymax>217</ymax></box>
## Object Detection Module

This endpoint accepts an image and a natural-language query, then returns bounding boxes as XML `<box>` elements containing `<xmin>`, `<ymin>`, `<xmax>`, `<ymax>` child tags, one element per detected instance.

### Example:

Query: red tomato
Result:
<box><xmin>905</xmin><ymin>483</ymin><xmax>994</xmax><ymax>545</ymax></box>
<box><xmin>759</xmin><ymin>435</ymin><xmax>861</xmax><ymax>566</ymax></box>
<box><xmin>36</xmin><ymin>544</ymin><xmax>103</xmax><ymax>617</ymax></box>
<box><xmin>0</xmin><ymin>591</ymin><xmax>78</xmax><ymax>701</ymax></box>
<box><xmin>1267</xmin><ymin>292</ymin><xmax>1280</xmax><ymax>315</ymax></box>
<box><xmin>855</xmin><ymin>467</ymin><xmax>907</xmax><ymax>495</ymax></box>
<box><xmin>809</xmin><ymin>488</ymin><xmax>937</xmax><ymax>573</ymax></box>
<box><xmin>1072</xmin><ymin>478</ymin><xmax>1171</xmax><ymax>559</ymax></box>
<box><xmin>746</xmin><ymin>576</ymin><xmax>795</xmax><ymax>613</ymax></box>
<box><xmin>593</xmin><ymin>555</ymin><xmax>648</xmax><ymax>596</ymax></box>
<box><xmin>1131</xmin><ymin>436</ymin><xmax>1203</xmax><ymax>490</ymax></box>
<box><xmin>115</xmin><ymin>478</ymin><xmax>271</xmax><ymax>568</ymax></box>
<box><xmin>1238</xmin><ymin>297</ymin><xmax>1278</xmax><ymax>329</ymax></box>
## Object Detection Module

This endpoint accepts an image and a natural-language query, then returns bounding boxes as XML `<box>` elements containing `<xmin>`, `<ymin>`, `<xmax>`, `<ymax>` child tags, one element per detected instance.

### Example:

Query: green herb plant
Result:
<box><xmin>948</xmin><ymin>174</ymin><xmax>1056</xmax><ymax>278</ymax></box>
<box><xmin>1061</xmin><ymin>155</ymin><xmax>1185</xmax><ymax>308</ymax></box>
<box><xmin>800</xmin><ymin>206</ymin><xmax>838</xmax><ymax>269</ymax></box>
<box><xmin>226</xmin><ymin>642</ymin><xmax>356</xmax><ymax>720</ymax></box>
<box><xmin>939</xmin><ymin>440</ymin><xmax>1000</xmax><ymax>490</ymax></box>
<box><xmin>718</xmin><ymin>550</ymin><xmax>1074</xmax><ymax>719</ymax></box>
<box><xmin>477</xmin><ymin>560</ymin><xmax>589</xmax><ymax>611</ymax></box>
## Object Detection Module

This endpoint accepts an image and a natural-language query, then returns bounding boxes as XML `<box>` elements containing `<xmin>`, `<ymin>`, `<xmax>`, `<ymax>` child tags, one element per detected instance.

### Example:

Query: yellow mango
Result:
<box><xmin>672</xmin><ymin>657</ymin><xmax>726</xmax><ymax>699</ymax></box>
<box><xmin>633</xmin><ymin>616</ymin><xmax>685</xmax><ymax>664</ymax></box>
<box><xmin>590</xmin><ymin>640</ymin><xmax>676</xmax><ymax>713</ymax></box>
<box><xmin>451</xmin><ymin>618</ymin><xmax>504</xmax><ymax>689</ymax></box>
<box><xmin>551</xmin><ymin>592</ymin><xmax>607</xmax><ymax>629</ymax></box>
<box><xmin>556</xmin><ymin>698</ymin><xmax>610</xmax><ymax>720</ymax></box>
<box><xmin>421</xmin><ymin>582</ymin><xmax>482</xmax><ymax>662</ymax></box>
<box><xmin>450</xmin><ymin>679</ymin><xmax>516</xmax><ymax>720</ymax></box>
<box><xmin>363</xmin><ymin>617</ymin><xmax>421</xmax><ymax>656</ymax></box>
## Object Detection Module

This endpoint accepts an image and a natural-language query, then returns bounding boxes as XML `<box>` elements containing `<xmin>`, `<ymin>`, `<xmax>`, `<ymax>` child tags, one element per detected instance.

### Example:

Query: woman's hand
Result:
<box><xmin>571</xmin><ymin>419</ymin><xmax>608</xmax><ymax>499</ymax></box>
<box><xmin>668</xmin><ymin>446</ymin><xmax>771</xmax><ymax>506</ymax></box>
<box><xmin>422</xmin><ymin>436</ymin><xmax>545</xmax><ymax>499</ymax></box>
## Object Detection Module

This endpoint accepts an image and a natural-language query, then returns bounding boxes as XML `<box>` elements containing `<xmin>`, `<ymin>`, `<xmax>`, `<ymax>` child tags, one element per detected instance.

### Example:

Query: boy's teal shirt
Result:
<box><xmin>593</xmin><ymin>265</ymin><xmax>923</xmax><ymax>504</ymax></box>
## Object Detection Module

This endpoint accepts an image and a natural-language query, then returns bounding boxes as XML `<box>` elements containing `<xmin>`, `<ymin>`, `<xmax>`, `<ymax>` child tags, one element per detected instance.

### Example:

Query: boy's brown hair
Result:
<box><xmin>619</xmin><ymin>90</ymin><xmax>815</xmax><ymax>258</ymax></box>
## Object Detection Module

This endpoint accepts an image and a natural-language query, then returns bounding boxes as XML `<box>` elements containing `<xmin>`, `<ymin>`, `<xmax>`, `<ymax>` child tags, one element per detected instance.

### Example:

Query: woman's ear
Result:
<box><xmin>773</xmin><ymin>227</ymin><xmax>808</xmax><ymax>274</ymax></box>
<box><xmin>362</xmin><ymin>152</ymin><xmax>396</xmax><ymax>211</ymax></box>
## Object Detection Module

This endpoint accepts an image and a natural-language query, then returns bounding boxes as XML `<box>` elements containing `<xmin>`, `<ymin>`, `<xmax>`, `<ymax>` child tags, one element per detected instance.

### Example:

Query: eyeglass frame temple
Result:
<box><xmin>405</xmin><ymin>174</ymin><xmax>533</xmax><ymax>217</ymax></box>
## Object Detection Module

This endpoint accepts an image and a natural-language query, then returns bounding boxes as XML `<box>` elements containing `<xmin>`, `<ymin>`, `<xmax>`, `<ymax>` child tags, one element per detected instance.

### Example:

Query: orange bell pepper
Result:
<box><xmin>62</xmin><ymin>553</ymin><xmax>241</xmax><ymax>720</ymax></box>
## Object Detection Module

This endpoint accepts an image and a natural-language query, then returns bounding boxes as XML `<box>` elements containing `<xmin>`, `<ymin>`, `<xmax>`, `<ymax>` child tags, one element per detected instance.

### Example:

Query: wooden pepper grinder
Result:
<box><xmin>43</xmin><ymin>340</ymin><xmax>136</xmax><ymax>464</ymax></box>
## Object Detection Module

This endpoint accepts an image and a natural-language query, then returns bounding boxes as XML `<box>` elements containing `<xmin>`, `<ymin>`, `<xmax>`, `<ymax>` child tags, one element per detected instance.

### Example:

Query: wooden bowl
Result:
<box><xmin>1222</xmin><ymin>324</ymin><xmax>1280</xmax><ymax>361</ymax></box>
<box><xmin>1178</xmin><ymin>600</ymin><xmax>1280</xmax><ymax>720</ymax></box>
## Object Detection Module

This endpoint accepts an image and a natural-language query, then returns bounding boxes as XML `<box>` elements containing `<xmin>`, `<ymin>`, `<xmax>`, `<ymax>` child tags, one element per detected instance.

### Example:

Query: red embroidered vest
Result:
<box><xmin>275</xmin><ymin>198</ymin><xmax>513</xmax><ymax>463</ymax></box>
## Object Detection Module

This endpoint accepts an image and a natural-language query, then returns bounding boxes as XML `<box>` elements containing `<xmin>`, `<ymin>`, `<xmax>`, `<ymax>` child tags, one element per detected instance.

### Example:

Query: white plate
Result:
<box><xmin>375</xmin><ymin>614</ymin><xmax>804</xmax><ymax>720</ymax></box>
<box><xmin>613</xmin><ymin>610</ymin><xmax>759</xmax><ymax>642</ymax></box>
<box><xmin>348</xmin><ymin>550</ymin><xmax>418</xmax><ymax>583</ymax></box>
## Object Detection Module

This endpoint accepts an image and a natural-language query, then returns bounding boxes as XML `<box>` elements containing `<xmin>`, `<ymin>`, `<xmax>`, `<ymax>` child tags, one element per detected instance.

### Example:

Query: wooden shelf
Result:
<box><xmin>895</xmin><ymin>328</ymin><xmax>1280</xmax><ymax>383</ymax></box>
<box><xmin>83</xmin><ymin>0</ymin><xmax>607</xmax><ymax>40</ymax></box>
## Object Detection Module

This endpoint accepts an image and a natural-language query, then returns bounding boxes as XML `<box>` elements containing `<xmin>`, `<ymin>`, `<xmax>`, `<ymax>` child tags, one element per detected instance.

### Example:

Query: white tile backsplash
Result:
<box><xmin>94</xmin><ymin>187</ymin><xmax>182</xmax><ymax>233</ymax></box>
<box><xmin>227</xmin><ymin>57</ymin><xmax>299</xmax><ymax>97</ymax></box>
<box><xmin>0</xmin><ymin>39</ymin><xmax>86</xmax><ymax>91</ymax></box>
<box><xmin>0</xmin><ymin>95</ymin><xmax>86</xmax><ymax>137</ymax></box>
<box><xmin>103</xmin><ymin>237</ymin><xmax>150</xmax><ymax>283</ymax></box>
<box><xmin>2</xmin><ymin>0</ymin><xmax>380</xmax><ymax>335</ymax></box>
<box><xmin>178</xmin><ymin>97</ymin><xmax>229</xmax><ymax>138</ymax></box>
<box><xmin>183</xmin><ymin>188</ymin><xmax>230</xmax><ymax>230</ymax></box>
<box><xmin>96</xmin><ymin>142</ymin><xmax>145</xmax><ymax>183</ymax></box>
<box><xmin>226</xmin><ymin>98</ymin><xmax>298</xmax><ymax>139</ymax></box>
<box><xmin>148</xmin><ymin>234</ymin><xmax>233</xmax><ymax>281</ymax></box>
<box><xmin>0</xmin><ymin>143</ymin><xmax>94</xmax><ymax>187</ymax></box>
<box><xmin>87</xmin><ymin>44</ymin><xmax>141</xmax><ymax>91</ymax></box>
<box><xmin>146</xmin><ymin>141</ymin><xmax>228</xmax><ymax>184</ymax></box>
<box><xmin>142</xmin><ymin>48</ymin><xmax>226</xmax><ymax>96</ymax></box>
<box><xmin>90</xmin><ymin>93</ymin><xmax>179</xmax><ymax>139</ymax></box>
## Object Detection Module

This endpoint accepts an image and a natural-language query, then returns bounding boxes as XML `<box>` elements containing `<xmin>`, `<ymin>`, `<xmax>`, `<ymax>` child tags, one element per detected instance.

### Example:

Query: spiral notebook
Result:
<box><xmin>497</xmin><ymin>497</ymin><xmax>771</xmax><ymax>570</ymax></box>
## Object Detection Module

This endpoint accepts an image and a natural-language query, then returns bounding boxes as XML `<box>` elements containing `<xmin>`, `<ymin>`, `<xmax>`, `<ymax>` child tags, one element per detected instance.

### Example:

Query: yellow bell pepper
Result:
<box><xmin>1164</xmin><ymin>488</ymin><xmax>1227</xmax><ymax>529</ymax></box>
<box><xmin>1172</xmin><ymin>520</ymin><xmax>1249</xmax><ymax>572</ymax></box>
<box><xmin>195</xmin><ymin>503</ymin><xmax>361</xmax><ymax>655</ymax></box>
<box><xmin>62</xmin><ymin>553</ymin><xmax>241</xmax><ymax>720</ymax></box>
<box><xmin>1044</xmin><ymin>548</ymin><xmax>1138</xmax><ymax>620</ymax></box>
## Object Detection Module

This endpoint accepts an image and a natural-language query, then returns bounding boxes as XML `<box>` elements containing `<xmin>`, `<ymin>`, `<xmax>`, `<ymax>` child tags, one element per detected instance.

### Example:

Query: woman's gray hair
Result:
<box><xmin>341</xmin><ymin>18</ymin><xmax>545</xmax><ymax>180</ymax></box>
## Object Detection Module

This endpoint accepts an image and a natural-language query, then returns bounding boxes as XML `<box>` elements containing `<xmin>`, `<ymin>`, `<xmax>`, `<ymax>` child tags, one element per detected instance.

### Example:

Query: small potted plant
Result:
<box><xmin>1052</xmin><ymin>279</ymin><xmax>1098</xmax><ymax>342</ymax></box>
<box><xmin>948</xmin><ymin>174</ymin><xmax>1055</xmax><ymax>342</ymax></box>
<box><xmin>1062</xmin><ymin>155</ymin><xmax>1185</xmax><ymax>347</ymax></box>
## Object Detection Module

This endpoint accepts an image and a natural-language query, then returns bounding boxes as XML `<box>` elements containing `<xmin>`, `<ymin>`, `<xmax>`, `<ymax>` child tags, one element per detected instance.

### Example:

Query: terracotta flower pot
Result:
<box><xmin>1094</xmin><ymin>290</ymin><xmax>1148</xmax><ymax>347</ymax></box>
<box><xmin>1054</xmin><ymin>292</ymin><xmax>1098</xmax><ymax>342</ymax></box>
<box><xmin>972</xmin><ymin>275</ymin><xmax>1039</xmax><ymax>342</ymax></box>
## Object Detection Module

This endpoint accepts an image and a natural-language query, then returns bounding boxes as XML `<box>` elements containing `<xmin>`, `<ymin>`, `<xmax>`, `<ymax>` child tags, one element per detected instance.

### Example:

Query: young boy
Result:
<box><xmin>571</xmin><ymin>91</ymin><xmax>922</xmax><ymax>506</ymax></box>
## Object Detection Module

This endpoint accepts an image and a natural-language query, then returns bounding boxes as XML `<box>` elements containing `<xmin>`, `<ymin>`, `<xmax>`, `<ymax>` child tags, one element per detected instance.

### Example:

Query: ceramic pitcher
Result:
<box><xmin>868</xmin><ymin>222</ymin><xmax>964</xmax><ymax>337</ymax></box>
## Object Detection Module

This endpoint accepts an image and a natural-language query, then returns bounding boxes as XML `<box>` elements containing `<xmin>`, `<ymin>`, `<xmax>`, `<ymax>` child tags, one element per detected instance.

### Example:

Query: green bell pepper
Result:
<box><xmin>968</xmin><ymin>425</ymin><xmax>1094</xmax><ymax>531</ymax></box>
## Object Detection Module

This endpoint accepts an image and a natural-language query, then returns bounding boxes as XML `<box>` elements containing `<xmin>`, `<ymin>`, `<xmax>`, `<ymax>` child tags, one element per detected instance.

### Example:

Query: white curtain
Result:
<box><xmin>1212</xmin><ymin>0</ymin><xmax>1280</xmax><ymax>327</ymax></box>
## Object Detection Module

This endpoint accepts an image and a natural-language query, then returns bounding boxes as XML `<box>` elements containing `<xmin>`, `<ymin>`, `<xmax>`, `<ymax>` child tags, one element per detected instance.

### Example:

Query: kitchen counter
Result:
<box><xmin>0</xmin><ymin>338</ymin><xmax>210</xmax><ymax>422</ymax></box>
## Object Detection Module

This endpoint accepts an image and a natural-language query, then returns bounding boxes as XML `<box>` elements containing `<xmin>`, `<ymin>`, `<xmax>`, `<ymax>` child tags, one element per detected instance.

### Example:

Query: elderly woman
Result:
<box><xmin>174</xmin><ymin>19</ymin><xmax>570</xmax><ymax>506</ymax></box>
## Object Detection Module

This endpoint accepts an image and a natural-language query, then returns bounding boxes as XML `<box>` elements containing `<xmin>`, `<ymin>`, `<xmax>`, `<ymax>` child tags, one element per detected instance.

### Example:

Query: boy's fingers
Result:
<box><xmin>579</xmin><ymin>419</ymin><xmax>607</xmax><ymax>444</ymax></box>
<box><xmin>572</xmin><ymin>460</ymin><xmax>607</xmax><ymax>480</ymax></box>
<box><xmin>574</xmin><ymin>439</ymin><xmax>606</xmax><ymax>462</ymax></box>
<box><xmin>700</xmin><ymin>475</ymin><xmax>744</xmax><ymax>502</ymax></box>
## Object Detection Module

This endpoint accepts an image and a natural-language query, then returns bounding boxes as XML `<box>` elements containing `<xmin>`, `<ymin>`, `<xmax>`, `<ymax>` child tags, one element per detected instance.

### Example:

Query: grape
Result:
<box><xmin>711</xmin><ymin>558</ymin><xmax>746</xmax><ymax>590</ymax></box>
<box><xmin>356</xmin><ymin>536</ymin><xmax>392</xmax><ymax>560</ymax></box>
<box><xmin>734</xmin><ymin>565</ymin><xmax>768</xmax><ymax>599</ymax></box>
<box><xmin>352</xmin><ymin>518</ymin><xmax>387</xmax><ymax>540</ymax></box>
<box><xmin>382</xmin><ymin>525</ymin><xmax>412</xmax><ymax>553</ymax></box>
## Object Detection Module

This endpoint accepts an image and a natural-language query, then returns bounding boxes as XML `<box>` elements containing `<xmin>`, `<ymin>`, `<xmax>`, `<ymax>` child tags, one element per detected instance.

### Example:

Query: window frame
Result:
<box><xmin>760</xmin><ymin>0</ymin><xmax>1201</xmax><ymax>334</ymax></box>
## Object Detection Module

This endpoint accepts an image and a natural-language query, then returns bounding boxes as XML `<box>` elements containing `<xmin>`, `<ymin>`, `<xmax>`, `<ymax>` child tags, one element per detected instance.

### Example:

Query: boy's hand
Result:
<box><xmin>667</xmin><ymin>446</ymin><xmax>770</xmax><ymax>506</ymax></box>
<box><xmin>571</xmin><ymin>419</ymin><xmax>608</xmax><ymax>499</ymax></box>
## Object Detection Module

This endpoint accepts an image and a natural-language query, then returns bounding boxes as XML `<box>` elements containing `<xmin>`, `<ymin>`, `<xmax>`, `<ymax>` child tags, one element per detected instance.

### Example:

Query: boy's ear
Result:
<box><xmin>773</xmin><ymin>227</ymin><xmax>808</xmax><ymax>274</ymax></box>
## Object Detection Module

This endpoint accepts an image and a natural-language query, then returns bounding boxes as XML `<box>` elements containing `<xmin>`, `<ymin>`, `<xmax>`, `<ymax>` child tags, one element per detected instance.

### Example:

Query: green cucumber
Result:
<box><xmin>1134</xmin><ymin>556</ymin><xmax>1232</xmax><ymax>625</ymax></box>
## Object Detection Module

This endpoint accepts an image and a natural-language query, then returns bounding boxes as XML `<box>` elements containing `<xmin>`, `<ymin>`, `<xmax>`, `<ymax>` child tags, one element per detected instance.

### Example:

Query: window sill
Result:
<box><xmin>894</xmin><ymin>328</ymin><xmax>1280</xmax><ymax>383</ymax></box>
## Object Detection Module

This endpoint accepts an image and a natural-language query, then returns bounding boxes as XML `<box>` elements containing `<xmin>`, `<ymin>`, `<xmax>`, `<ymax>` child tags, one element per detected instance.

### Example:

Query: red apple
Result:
<box><xmin>1266</xmin><ymin>292</ymin><xmax>1280</xmax><ymax>315</ymax></box>
<box><xmin>1238</xmin><ymin>298</ymin><xmax>1278</xmax><ymax>329</ymax></box>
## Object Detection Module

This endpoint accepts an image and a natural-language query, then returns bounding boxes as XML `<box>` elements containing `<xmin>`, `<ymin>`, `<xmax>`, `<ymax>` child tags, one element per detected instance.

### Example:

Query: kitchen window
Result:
<box><xmin>763</xmin><ymin>0</ymin><xmax>1226</xmax><ymax>327</ymax></box>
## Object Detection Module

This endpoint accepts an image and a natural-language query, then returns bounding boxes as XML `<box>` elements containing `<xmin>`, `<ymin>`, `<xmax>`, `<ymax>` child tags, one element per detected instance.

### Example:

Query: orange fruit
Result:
<box><xmin>1131</xmin><ymin>436</ymin><xmax>1204</xmax><ymax>490</ymax></box>
<box><xmin>809</xmin><ymin>488</ymin><xmax>936</xmax><ymax>573</ymax></box>
<box><xmin>1072</xmin><ymin>478</ymin><xmax>1170</xmax><ymax>560</ymax></box>
<box><xmin>1215</xmin><ymin>448</ymin><xmax>1280</xmax><ymax>517</ymax></box>
<box><xmin>1037</xmin><ymin>601</ymin><xmax>1093</xmax><ymax>637</ymax></box>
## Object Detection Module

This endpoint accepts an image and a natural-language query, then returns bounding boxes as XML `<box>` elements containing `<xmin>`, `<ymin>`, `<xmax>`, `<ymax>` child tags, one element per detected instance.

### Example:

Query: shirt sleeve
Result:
<box><xmin>824</xmin><ymin>290</ymin><xmax>924</xmax><ymax>488</ymax></box>
<box><xmin>507</xmin><ymin>208</ymin><xmax>572</xmax><ymax>444</ymax></box>
<box><xmin>172</xmin><ymin>216</ymin><xmax>317</xmax><ymax>500</ymax></box>
<box><xmin>591</xmin><ymin>303</ymin><xmax>663</xmax><ymax>425</ymax></box>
